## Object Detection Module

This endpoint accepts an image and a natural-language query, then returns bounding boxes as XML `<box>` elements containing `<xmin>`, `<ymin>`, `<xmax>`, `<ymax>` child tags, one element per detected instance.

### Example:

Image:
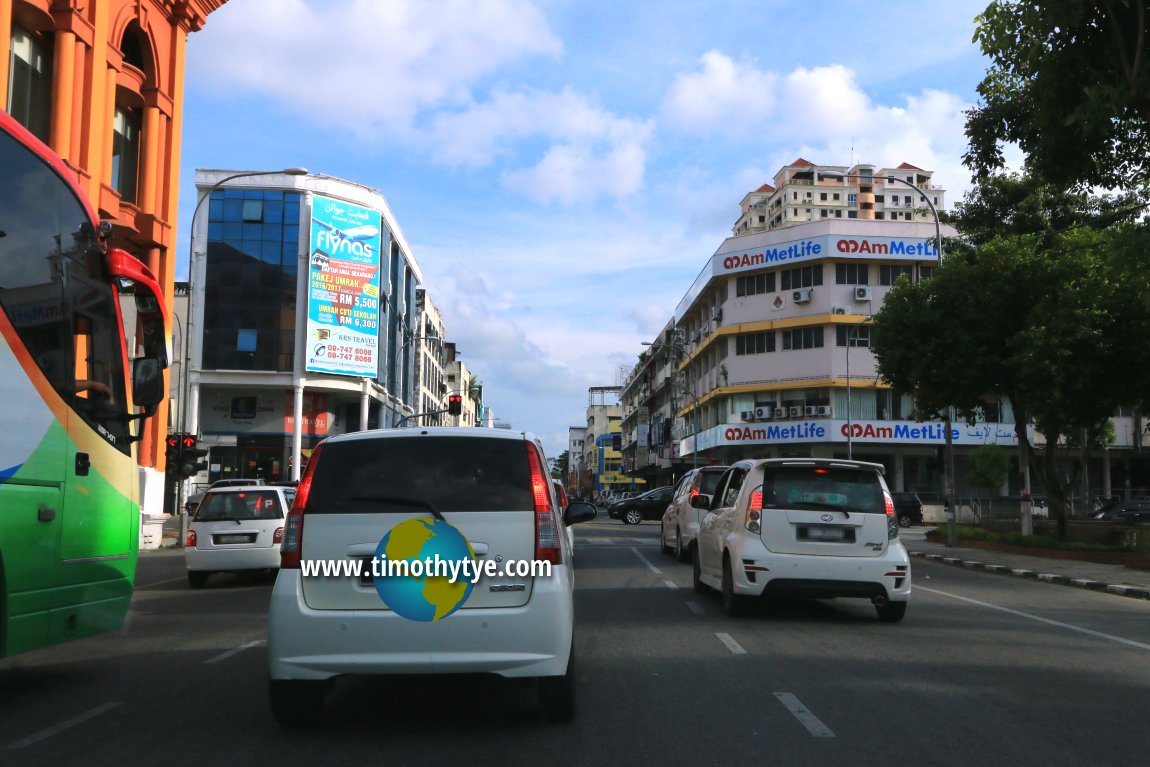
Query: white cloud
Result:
<box><xmin>661</xmin><ymin>50</ymin><xmax>778</xmax><ymax>136</ymax></box>
<box><xmin>189</xmin><ymin>0</ymin><xmax>561</xmax><ymax>135</ymax></box>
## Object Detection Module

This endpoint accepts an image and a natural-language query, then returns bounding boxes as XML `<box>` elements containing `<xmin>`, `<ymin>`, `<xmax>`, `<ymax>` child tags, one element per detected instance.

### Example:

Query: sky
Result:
<box><xmin>177</xmin><ymin>0</ymin><xmax>1001</xmax><ymax>459</ymax></box>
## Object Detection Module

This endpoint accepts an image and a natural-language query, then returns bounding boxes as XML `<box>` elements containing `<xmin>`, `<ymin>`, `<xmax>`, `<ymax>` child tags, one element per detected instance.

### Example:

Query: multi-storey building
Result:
<box><xmin>443</xmin><ymin>343</ymin><xmax>480</xmax><ymax>427</ymax></box>
<box><xmin>619</xmin><ymin>320</ymin><xmax>684</xmax><ymax>487</ymax></box>
<box><xmin>414</xmin><ymin>288</ymin><xmax>447</xmax><ymax>425</ymax></box>
<box><xmin>182</xmin><ymin>169</ymin><xmax>437</xmax><ymax>488</ymax></box>
<box><xmin>3</xmin><ymin>0</ymin><xmax>227</xmax><ymax>514</ymax></box>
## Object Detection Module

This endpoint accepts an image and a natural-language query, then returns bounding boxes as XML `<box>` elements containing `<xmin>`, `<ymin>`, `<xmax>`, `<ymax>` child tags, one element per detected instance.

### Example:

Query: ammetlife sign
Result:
<box><xmin>717</xmin><ymin>235</ymin><xmax>937</xmax><ymax>275</ymax></box>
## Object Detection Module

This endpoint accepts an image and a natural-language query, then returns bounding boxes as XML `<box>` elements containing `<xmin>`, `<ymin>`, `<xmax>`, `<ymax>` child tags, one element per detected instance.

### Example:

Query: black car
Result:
<box><xmin>609</xmin><ymin>486</ymin><xmax>674</xmax><ymax>525</ymax></box>
<box><xmin>891</xmin><ymin>492</ymin><xmax>924</xmax><ymax>527</ymax></box>
<box><xmin>1090</xmin><ymin>500</ymin><xmax>1150</xmax><ymax>523</ymax></box>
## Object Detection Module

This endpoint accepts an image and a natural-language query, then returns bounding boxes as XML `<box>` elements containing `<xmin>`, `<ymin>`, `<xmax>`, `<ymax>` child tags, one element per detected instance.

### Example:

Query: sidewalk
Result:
<box><xmin>906</xmin><ymin>533</ymin><xmax>1150</xmax><ymax>601</ymax></box>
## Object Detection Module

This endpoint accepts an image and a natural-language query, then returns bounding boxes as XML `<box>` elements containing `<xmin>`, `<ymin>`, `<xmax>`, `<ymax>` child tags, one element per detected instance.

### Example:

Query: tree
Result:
<box><xmin>968</xmin><ymin>445</ymin><xmax>1011</xmax><ymax>517</ymax></box>
<box><xmin>965</xmin><ymin>0</ymin><xmax>1150</xmax><ymax>190</ymax></box>
<box><xmin>872</xmin><ymin>191</ymin><xmax>1150</xmax><ymax>537</ymax></box>
<box><xmin>550</xmin><ymin>450</ymin><xmax>570</xmax><ymax>480</ymax></box>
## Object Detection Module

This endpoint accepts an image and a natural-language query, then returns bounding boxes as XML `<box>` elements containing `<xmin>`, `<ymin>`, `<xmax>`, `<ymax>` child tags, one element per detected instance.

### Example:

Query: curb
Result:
<box><xmin>910</xmin><ymin>551</ymin><xmax>1150</xmax><ymax>601</ymax></box>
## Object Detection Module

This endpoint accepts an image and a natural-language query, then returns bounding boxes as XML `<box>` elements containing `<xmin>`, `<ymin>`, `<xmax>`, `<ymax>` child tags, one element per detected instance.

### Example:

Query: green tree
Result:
<box><xmin>968</xmin><ymin>445</ymin><xmax>1011</xmax><ymax>516</ymax></box>
<box><xmin>965</xmin><ymin>0</ymin><xmax>1150</xmax><ymax>189</ymax></box>
<box><xmin>550</xmin><ymin>450</ymin><xmax>570</xmax><ymax>480</ymax></box>
<box><xmin>872</xmin><ymin>214</ymin><xmax>1150</xmax><ymax>537</ymax></box>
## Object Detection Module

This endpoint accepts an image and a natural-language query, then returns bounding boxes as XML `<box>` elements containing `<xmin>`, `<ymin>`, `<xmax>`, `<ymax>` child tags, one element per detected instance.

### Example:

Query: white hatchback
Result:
<box><xmin>185</xmin><ymin>485</ymin><xmax>295</xmax><ymax>588</ymax></box>
<box><xmin>266</xmin><ymin>427</ymin><xmax>596</xmax><ymax>725</ymax></box>
<box><xmin>693</xmin><ymin>458</ymin><xmax>910</xmax><ymax>621</ymax></box>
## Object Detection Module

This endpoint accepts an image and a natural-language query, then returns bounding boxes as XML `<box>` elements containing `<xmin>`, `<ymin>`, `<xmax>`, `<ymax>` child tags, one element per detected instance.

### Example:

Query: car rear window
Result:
<box><xmin>306</xmin><ymin>436</ymin><xmax>534</xmax><ymax>513</ymax></box>
<box><xmin>699</xmin><ymin>470</ymin><xmax>724</xmax><ymax>495</ymax></box>
<box><xmin>761</xmin><ymin>466</ymin><xmax>884</xmax><ymax>514</ymax></box>
<box><xmin>196</xmin><ymin>490</ymin><xmax>284</xmax><ymax>521</ymax></box>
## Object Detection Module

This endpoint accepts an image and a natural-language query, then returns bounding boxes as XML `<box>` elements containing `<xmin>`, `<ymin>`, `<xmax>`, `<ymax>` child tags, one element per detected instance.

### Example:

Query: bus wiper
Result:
<box><xmin>347</xmin><ymin>496</ymin><xmax>446</xmax><ymax>522</ymax></box>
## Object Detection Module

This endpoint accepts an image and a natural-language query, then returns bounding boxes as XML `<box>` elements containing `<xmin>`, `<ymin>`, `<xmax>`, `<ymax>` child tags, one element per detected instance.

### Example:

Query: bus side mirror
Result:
<box><xmin>132</xmin><ymin>357</ymin><xmax>164</xmax><ymax>414</ymax></box>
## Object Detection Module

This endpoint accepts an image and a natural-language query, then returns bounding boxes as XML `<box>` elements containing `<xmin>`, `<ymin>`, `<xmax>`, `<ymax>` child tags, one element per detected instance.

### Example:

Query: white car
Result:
<box><xmin>267</xmin><ymin>427</ymin><xmax>596</xmax><ymax>725</ymax></box>
<box><xmin>693</xmin><ymin>458</ymin><xmax>910</xmax><ymax>622</ymax></box>
<box><xmin>661</xmin><ymin>465</ymin><xmax>729</xmax><ymax>561</ymax></box>
<box><xmin>185</xmin><ymin>485</ymin><xmax>296</xmax><ymax>588</ymax></box>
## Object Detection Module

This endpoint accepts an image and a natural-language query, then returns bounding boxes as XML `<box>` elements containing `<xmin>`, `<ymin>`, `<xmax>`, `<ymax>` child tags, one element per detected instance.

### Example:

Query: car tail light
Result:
<box><xmin>745</xmin><ymin>485</ymin><xmax>763</xmax><ymax>533</ymax></box>
<box><xmin>527</xmin><ymin>442</ymin><xmax>562</xmax><ymax>565</ymax></box>
<box><xmin>185</xmin><ymin>529</ymin><xmax>196</xmax><ymax>548</ymax></box>
<box><xmin>884</xmin><ymin>491</ymin><xmax>898</xmax><ymax>539</ymax></box>
<box><xmin>273</xmin><ymin>527</ymin><xmax>284</xmax><ymax>544</ymax></box>
<box><xmin>281</xmin><ymin>441</ymin><xmax>325</xmax><ymax>569</ymax></box>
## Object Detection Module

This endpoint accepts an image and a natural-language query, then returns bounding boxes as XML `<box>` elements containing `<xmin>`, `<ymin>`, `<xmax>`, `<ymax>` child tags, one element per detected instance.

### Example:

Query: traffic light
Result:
<box><xmin>190</xmin><ymin>447</ymin><xmax>210</xmax><ymax>475</ymax></box>
<box><xmin>178</xmin><ymin>435</ymin><xmax>204</xmax><ymax>478</ymax></box>
<box><xmin>165</xmin><ymin>434</ymin><xmax>184</xmax><ymax>474</ymax></box>
<box><xmin>447</xmin><ymin>394</ymin><xmax>462</xmax><ymax>416</ymax></box>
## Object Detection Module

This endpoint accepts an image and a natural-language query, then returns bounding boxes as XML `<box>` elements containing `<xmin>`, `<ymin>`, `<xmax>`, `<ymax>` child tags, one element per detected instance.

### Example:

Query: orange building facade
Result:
<box><xmin>2</xmin><ymin>0</ymin><xmax>226</xmax><ymax>475</ymax></box>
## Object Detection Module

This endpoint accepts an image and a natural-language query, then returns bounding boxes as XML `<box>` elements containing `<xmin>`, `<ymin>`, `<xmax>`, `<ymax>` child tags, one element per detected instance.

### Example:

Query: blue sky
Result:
<box><xmin>177</xmin><ymin>0</ymin><xmax>998</xmax><ymax>458</ymax></box>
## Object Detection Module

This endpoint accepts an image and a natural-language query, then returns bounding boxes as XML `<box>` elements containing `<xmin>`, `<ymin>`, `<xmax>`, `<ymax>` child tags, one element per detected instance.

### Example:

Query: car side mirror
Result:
<box><xmin>690</xmin><ymin>494</ymin><xmax>711</xmax><ymax>510</ymax></box>
<box><xmin>564</xmin><ymin>500</ymin><xmax>597</xmax><ymax>526</ymax></box>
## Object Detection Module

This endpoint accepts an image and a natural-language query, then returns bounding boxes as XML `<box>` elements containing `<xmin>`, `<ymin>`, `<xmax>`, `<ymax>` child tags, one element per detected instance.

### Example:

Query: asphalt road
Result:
<box><xmin>2</xmin><ymin>519</ymin><xmax>1149</xmax><ymax>766</ymax></box>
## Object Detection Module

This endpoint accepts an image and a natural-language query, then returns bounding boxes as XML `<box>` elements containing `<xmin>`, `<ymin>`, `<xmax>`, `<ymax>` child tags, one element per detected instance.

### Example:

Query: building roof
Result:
<box><xmin>755</xmin><ymin>183</ymin><xmax>776</xmax><ymax>193</ymax></box>
<box><xmin>895</xmin><ymin>162</ymin><xmax>924</xmax><ymax>171</ymax></box>
<box><xmin>790</xmin><ymin>158</ymin><xmax>815</xmax><ymax>167</ymax></box>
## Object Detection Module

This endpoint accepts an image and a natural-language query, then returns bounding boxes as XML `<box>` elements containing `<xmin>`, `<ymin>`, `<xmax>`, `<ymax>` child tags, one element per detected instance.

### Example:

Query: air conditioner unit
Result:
<box><xmin>754</xmin><ymin>406</ymin><xmax>771</xmax><ymax>420</ymax></box>
<box><xmin>817</xmin><ymin>405</ymin><xmax>832</xmax><ymax>416</ymax></box>
<box><xmin>788</xmin><ymin>406</ymin><xmax>803</xmax><ymax>417</ymax></box>
<box><xmin>832</xmin><ymin>306</ymin><xmax>848</xmax><ymax>315</ymax></box>
<box><xmin>804</xmin><ymin>406</ymin><xmax>817</xmax><ymax>417</ymax></box>
<box><xmin>774</xmin><ymin>407</ymin><xmax>787</xmax><ymax>419</ymax></box>
<box><xmin>792</xmin><ymin>288</ymin><xmax>812</xmax><ymax>303</ymax></box>
<box><xmin>854</xmin><ymin>286</ymin><xmax>873</xmax><ymax>301</ymax></box>
<box><xmin>740</xmin><ymin>410</ymin><xmax>755</xmax><ymax>422</ymax></box>
<box><xmin>711</xmin><ymin>306</ymin><xmax>723</xmax><ymax>322</ymax></box>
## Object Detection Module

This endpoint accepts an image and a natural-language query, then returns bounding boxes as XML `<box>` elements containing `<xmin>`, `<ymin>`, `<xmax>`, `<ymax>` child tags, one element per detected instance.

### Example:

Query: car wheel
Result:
<box><xmin>624</xmin><ymin>508</ymin><xmax>642</xmax><ymax>525</ymax></box>
<box><xmin>875</xmin><ymin>600</ymin><xmax>908</xmax><ymax>623</ymax></box>
<box><xmin>721</xmin><ymin>555</ymin><xmax>748</xmax><ymax>617</ymax></box>
<box><xmin>674</xmin><ymin>530</ymin><xmax>688</xmax><ymax>563</ymax></box>
<box><xmin>692</xmin><ymin>544</ymin><xmax>708</xmax><ymax>594</ymax></box>
<box><xmin>539</xmin><ymin>646</ymin><xmax>575</xmax><ymax>723</ymax></box>
<box><xmin>898</xmin><ymin>514</ymin><xmax>912</xmax><ymax>528</ymax></box>
<box><xmin>187</xmin><ymin>571</ymin><xmax>209</xmax><ymax>589</ymax></box>
<box><xmin>660</xmin><ymin>522</ymin><xmax>673</xmax><ymax>555</ymax></box>
<box><xmin>268</xmin><ymin>679</ymin><xmax>327</xmax><ymax>726</ymax></box>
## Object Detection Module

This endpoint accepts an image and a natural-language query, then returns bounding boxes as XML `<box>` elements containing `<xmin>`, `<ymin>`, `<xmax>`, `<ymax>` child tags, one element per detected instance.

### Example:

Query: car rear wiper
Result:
<box><xmin>346</xmin><ymin>496</ymin><xmax>446</xmax><ymax>522</ymax></box>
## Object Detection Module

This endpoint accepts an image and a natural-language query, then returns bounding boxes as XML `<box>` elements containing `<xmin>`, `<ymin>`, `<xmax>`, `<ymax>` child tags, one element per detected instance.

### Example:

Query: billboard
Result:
<box><xmin>305</xmin><ymin>194</ymin><xmax>383</xmax><ymax>376</ymax></box>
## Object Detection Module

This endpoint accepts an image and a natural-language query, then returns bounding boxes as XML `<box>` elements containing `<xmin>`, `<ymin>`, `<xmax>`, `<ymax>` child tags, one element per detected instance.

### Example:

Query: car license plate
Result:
<box><xmin>805</xmin><ymin>526</ymin><xmax>847</xmax><ymax>541</ymax></box>
<box><xmin>216</xmin><ymin>534</ymin><xmax>253</xmax><ymax>544</ymax></box>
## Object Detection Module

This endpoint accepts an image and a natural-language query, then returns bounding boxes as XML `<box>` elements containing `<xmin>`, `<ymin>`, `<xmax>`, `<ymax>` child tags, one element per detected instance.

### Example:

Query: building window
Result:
<box><xmin>833</xmin><ymin>193</ymin><xmax>840</xmax><ymax>200</ymax></box>
<box><xmin>242</xmin><ymin>199</ymin><xmax>264</xmax><ymax>222</ymax></box>
<box><xmin>820</xmin><ymin>192</ymin><xmax>827</xmax><ymax>201</ymax></box>
<box><xmin>237</xmin><ymin>328</ymin><xmax>257</xmax><ymax>353</ymax></box>
<box><xmin>8</xmin><ymin>26</ymin><xmax>53</xmax><ymax>143</ymax></box>
<box><xmin>735</xmin><ymin>272</ymin><xmax>775</xmax><ymax>297</ymax></box>
<box><xmin>835</xmin><ymin>263</ymin><xmax>869</xmax><ymax>285</ymax></box>
<box><xmin>835</xmin><ymin>210</ymin><xmax>842</xmax><ymax>218</ymax></box>
<box><xmin>875</xmin><ymin>212</ymin><xmax>885</xmax><ymax>220</ymax></box>
<box><xmin>111</xmin><ymin>106</ymin><xmax>141</xmax><ymax>203</ymax></box>
<box><xmin>847</xmin><ymin>193</ymin><xmax>857</xmax><ymax>205</ymax></box>
<box><xmin>875</xmin><ymin>195</ymin><xmax>885</xmax><ymax>203</ymax></box>
<box><xmin>782</xmin><ymin>327</ymin><xmax>823</xmax><ymax>350</ymax></box>
<box><xmin>847</xmin><ymin>211</ymin><xmax>857</xmax><ymax>219</ymax></box>
<box><xmin>880</xmin><ymin>264</ymin><xmax>914</xmax><ymax>285</ymax></box>
<box><xmin>920</xmin><ymin>266</ymin><xmax>935</xmax><ymax>280</ymax></box>
<box><xmin>780</xmin><ymin>265</ymin><xmax>822</xmax><ymax>290</ymax></box>
<box><xmin>836</xmin><ymin>325</ymin><xmax>871</xmax><ymax>347</ymax></box>
<box><xmin>820</xmin><ymin>209</ymin><xmax>828</xmax><ymax>218</ymax></box>
<box><xmin>735</xmin><ymin>331</ymin><xmax>774</xmax><ymax>355</ymax></box>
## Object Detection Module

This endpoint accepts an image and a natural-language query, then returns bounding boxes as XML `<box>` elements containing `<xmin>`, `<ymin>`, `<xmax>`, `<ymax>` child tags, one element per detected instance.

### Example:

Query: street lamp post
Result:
<box><xmin>820</xmin><ymin>171</ymin><xmax>954</xmax><ymax>544</ymax></box>
<box><xmin>178</xmin><ymin>167</ymin><xmax>307</xmax><ymax>545</ymax></box>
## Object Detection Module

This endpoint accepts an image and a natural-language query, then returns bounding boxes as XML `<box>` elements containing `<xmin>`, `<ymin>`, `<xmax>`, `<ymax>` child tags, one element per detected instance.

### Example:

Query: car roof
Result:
<box><xmin>204</xmin><ymin>485</ymin><xmax>290</xmax><ymax>495</ymax></box>
<box><xmin>319</xmin><ymin>426</ymin><xmax>540</xmax><ymax>446</ymax></box>
<box><xmin>746</xmin><ymin>457</ymin><xmax>887</xmax><ymax>474</ymax></box>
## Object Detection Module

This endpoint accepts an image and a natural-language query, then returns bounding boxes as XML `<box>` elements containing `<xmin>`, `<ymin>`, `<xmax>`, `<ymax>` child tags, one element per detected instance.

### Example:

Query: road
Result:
<box><xmin>2</xmin><ymin>520</ymin><xmax>1149</xmax><ymax>766</ymax></box>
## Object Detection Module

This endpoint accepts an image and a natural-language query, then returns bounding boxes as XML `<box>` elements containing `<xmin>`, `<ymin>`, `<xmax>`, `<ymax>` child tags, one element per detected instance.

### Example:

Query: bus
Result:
<box><xmin>0</xmin><ymin>110</ymin><xmax>169</xmax><ymax>657</ymax></box>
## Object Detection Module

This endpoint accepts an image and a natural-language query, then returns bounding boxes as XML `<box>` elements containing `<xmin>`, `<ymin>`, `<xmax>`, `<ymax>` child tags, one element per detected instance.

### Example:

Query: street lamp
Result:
<box><xmin>819</xmin><ymin>170</ymin><xmax>955</xmax><ymax>545</ymax></box>
<box><xmin>178</xmin><ymin>167</ymin><xmax>307</xmax><ymax>542</ymax></box>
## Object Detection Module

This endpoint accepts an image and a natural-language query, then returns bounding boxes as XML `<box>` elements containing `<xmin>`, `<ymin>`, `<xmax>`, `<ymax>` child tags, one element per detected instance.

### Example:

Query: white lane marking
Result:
<box><xmin>715</xmin><ymin>632</ymin><xmax>747</xmax><ymax>655</ymax></box>
<box><xmin>6</xmin><ymin>702</ymin><xmax>124</xmax><ymax>750</ymax></box>
<box><xmin>204</xmin><ymin>639</ymin><xmax>265</xmax><ymax>664</ymax></box>
<box><xmin>664</xmin><ymin>580</ymin><xmax>679</xmax><ymax>590</ymax></box>
<box><xmin>917</xmin><ymin>585</ymin><xmax>1150</xmax><ymax>651</ymax></box>
<box><xmin>630</xmin><ymin>547</ymin><xmax>662</xmax><ymax>575</ymax></box>
<box><xmin>774</xmin><ymin>693</ymin><xmax>835</xmax><ymax>738</ymax></box>
<box><xmin>135</xmin><ymin>576</ymin><xmax>187</xmax><ymax>589</ymax></box>
<box><xmin>686</xmin><ymin>601</ymin><xmax>704</xmax><ymax>615</ymax></box>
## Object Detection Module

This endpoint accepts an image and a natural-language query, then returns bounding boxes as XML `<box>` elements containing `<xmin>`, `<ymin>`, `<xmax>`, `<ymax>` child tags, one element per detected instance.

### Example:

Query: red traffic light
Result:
<box><xmin>181</xmin><ymin>434</ymin><xmax>197</xmax><ymax>449</ymax></box>
<box><xmin>448</xmin><ymin>394</ymin><xmax>463</xmax><ymax>416</ymax></box>
<box><xmin>166</xmin><ymin>434</ymin><xmax>180</xmax><ymax>448</ymax></box>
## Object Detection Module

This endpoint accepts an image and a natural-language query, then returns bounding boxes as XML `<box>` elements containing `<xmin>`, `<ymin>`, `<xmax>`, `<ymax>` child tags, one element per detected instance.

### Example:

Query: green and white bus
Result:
<box><xmin>0</xmin><ymin>110</ymin><xmax>169</xmax><ymax>657</ymax></box>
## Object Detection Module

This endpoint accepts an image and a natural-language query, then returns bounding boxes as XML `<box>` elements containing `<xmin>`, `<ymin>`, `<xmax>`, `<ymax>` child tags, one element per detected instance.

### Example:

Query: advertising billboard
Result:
<box><xmin>305</xmin><ymin>195</ymin><xmax>383</xmax><ymax>376</ymax></box>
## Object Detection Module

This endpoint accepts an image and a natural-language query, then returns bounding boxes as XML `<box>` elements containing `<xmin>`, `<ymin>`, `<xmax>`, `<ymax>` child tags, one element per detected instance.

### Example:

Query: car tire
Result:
<box><xmin>674</xmin><ymin>530</ymin><xmax>688</xmax><ymax>563</ymax></box>
<box><xmin>721</xmin><ymin>555</ymin><xmax>749</xmax><ymax>617</ymax></box>
<box><xmin>692</xmin><ymin>545</ymin><xmax>708</xmax><ymax>594</ymax></box>
<box><xmin>660</xmin><ymin>522</ymin><xmax>673</xmax><ymax>555</ymax></box>
<box><xmin>898</xmin><ymin>514</ymin><xmax>912</xmax><ymax>528</ymax></box>
<box><xmin>539</xmin><ymin>646</ymin><xmax>575</xmax><ymax>723</ymax></box>
<box><xmin>187</xmin><ymin>571</ymin><xmax>209</xmax><ymax>589</ymax></box>
<box><xmin>875</xmin><ymin>600</ymin><xmax>908</xmax><ymax>623</ymax></box>
<box><xmin>623</xmin><ymin>508</ymin><xmax>641</xmax><ymax>525</ymax></box>
<box><xmin>269</xmin><ymin>679</ymin><xmax>327</xmax><ymax>726</ymax></box>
